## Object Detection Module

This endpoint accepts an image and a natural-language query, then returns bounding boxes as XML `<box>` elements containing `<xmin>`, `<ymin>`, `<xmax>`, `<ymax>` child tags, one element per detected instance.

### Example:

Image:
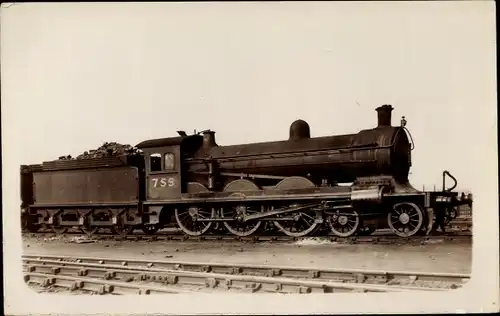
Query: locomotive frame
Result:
<box><xmin>20</xmin><ymin>105</ymin><xmax>471</xmax><ymax>238</ymax></box>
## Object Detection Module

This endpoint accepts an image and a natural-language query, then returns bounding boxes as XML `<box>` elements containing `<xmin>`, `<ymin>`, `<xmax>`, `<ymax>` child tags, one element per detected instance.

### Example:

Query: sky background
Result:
<box><xmin>2</xmin><ymin>2</ymin><xmax>497</xmax><ymax>192</ymax></box>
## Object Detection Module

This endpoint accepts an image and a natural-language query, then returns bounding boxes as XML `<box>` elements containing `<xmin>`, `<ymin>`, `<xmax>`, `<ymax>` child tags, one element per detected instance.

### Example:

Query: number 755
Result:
<box><xmin>151</xmin><ymin>177</ymin><xmax>175</xmax><ymax>188</ymax></box>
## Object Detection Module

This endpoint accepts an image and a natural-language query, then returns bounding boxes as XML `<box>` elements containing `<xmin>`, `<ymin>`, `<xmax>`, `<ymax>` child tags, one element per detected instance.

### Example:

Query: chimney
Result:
<box><xmin>375</xmin><ymin>104</ymin><xmax>394</xmax><ymax>127</ymax></box>
<box><xmin>202</xmin><ymin>130</ymin><xmax>218</xmax><ymax>150</ymax></box>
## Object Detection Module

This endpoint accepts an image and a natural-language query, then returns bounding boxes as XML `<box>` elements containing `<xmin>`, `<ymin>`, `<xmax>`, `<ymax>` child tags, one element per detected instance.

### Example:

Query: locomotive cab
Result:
<box><xmin>136</xmin><ymin>134</ymin><xmax>203</xmax><ymax>200</ymax></box>
<box><xmin>137</xmin><ymin>140</ymin><xmax>183</xmax><ymax>200</ymax></box>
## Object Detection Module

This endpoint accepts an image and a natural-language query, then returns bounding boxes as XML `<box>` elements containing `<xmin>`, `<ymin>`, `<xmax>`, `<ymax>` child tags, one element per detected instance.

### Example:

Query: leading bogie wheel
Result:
<box><xmin>141</xmin><ymin>224</ymin><xmax>160</xmax><ymax>235</ymax></box>
<box><xmin>175</xmin><ymin>205</ymin><xmax>214</xmax><ymax>236</ymax></box>
<box><xmin>387</xmin><ymin>202</ymin><xmax>424</xmax><ymax>237</ymax></box>
<box><xmin>327</xmin><ymin>209</ymin><xmax>360</xmax><ymax>238</ymax></box>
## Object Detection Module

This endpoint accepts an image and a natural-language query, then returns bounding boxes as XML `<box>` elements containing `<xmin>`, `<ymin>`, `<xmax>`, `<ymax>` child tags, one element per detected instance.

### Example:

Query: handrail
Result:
<box><xmin>442</xmin><ymin>170</ymin><xmax>458</xmax><ymax>192</ymax></box>
<box><xmin>402</xmin><ymin>127</ymin><xmax>415</xmax><ymax>151</ymax></box>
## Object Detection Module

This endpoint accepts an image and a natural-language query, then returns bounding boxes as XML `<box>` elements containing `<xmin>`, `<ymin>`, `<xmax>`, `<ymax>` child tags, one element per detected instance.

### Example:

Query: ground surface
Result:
<box><xmin>22</xmin><ymin>235</ymin><xmax>472</xmax><ymax>274</ymax></box>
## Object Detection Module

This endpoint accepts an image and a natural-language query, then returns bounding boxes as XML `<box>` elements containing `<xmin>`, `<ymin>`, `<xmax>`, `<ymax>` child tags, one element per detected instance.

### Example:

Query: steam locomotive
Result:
<box><xmin>20</xmin><ymin>105</ymin><xmax>470</xmax><ymax>238</ymax></box>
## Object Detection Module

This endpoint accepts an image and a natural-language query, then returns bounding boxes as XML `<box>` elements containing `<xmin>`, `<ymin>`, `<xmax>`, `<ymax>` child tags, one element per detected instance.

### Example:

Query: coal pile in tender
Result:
<box><xmin>58</xmin><ymin>142</ymin><xmax>142</xmax><ymax>160</ymax></box>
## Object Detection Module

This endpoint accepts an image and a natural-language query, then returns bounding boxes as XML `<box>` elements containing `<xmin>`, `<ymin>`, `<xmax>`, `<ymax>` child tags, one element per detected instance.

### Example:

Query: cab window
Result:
<box><xmin>150</xmin><ymin>153</ymin><xmax>162</xmax><ymax>172</ymax></box>
<box><xmin>164</xmin><ymin>153</ymin><xmax>175</xmax><ymax>170</ymax></box>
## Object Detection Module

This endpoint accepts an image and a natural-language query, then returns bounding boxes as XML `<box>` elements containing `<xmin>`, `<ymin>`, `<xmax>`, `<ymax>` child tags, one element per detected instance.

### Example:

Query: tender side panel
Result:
<box><xmin>33</xmin><ymin>166</ymin><xmax>139</xmax><ymax>205</ymax></box>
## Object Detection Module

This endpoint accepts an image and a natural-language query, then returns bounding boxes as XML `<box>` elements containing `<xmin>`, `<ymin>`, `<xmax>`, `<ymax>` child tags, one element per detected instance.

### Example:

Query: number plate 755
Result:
<box><xmin>151</xmin><ymin>177</ymin><xmax>176</xmax><ymax>188</ymax></box>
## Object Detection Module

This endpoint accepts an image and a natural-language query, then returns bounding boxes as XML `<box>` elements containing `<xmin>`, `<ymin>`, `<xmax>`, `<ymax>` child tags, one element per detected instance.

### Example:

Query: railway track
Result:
<box><xmin>22</xmin><ymin>217</ymin><xmax>472</xmax><ymax>241</ymax></box>
<box><xmin>23</xmin><ymin>230</ymin><xmax>471</xmax><ymax>245</ymax></box>
<box><xmin>22</xmin><ymin>254</ymin><xmax>470</xmax><ymax>294</ymax></box>
<box><xmin>22</xmin><ymin>218</ymin><xmax>472</xmax><ymax>244</ymax></box>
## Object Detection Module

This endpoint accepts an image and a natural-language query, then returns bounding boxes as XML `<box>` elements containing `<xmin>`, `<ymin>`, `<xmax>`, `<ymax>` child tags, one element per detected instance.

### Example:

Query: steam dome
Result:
<box><xmin>289</xmin><ymin>119</ymin><xmax>311</xmax><ymax>140</ymax></box>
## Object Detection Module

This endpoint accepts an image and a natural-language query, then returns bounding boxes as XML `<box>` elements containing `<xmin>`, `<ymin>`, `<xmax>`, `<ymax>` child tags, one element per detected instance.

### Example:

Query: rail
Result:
<box><xmin>23</xmin><ymin>230</ymin><xmax>472</xmax><ymax>244</ymax></box>
<box><xmin>24</xmin><ymin>272</ymin><xmax>192</xmax><ymax>294</ymax></box>
<box><xmin>23</xmin><ymin>255</ymin><xmax>470</xmax><ymax>294</ymax></box>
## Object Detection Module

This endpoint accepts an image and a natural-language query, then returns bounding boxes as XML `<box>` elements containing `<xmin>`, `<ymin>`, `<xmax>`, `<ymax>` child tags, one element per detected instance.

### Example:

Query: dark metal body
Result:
<box><xmin>20</xmin><ymin>105</ymin><xmax>471</xmax><ymax>238</ymax></box>
<box><xmin>29</xmin><ymin>156</ymin><xmax>144</xmax><ymax>206</ymax></box>
<box><xmin>186</xmin><ymin>126</ymin><xmax>411</xmax><ymax>189</ymax></box>
<box><xmin>32</xmin><ymin>167</ymin><xmax>139</xmax><ymax>205</ymax></box>
<box><xmin>21</xmin><ymin>156</ymin><xmax>146</xmax><ymax>233</ymax></box>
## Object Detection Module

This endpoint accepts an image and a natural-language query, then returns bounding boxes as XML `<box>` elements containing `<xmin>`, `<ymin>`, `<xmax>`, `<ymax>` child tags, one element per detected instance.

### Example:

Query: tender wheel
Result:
<box><xmin>141</xmin><ymin>224</ymin><xmax>160</xmax><ymax>235</ymax></box>
<box><xmin>387</xmin><ymin>202</ymin><xmax>424</xmax><ymax>237</ymax></box>
<box><xmin>39</xmin><ymin>224</ymin><xmax>50</xmax><ymax>233</ymax></box>
<box><xmin>80</xmin><ymin>216</ymin><xmax>99</xmax><ymax>236</ymax></box>
<box><xmin>273</xmin><ymin>204</ymin><xmax>320</xmax><ymax>237</ymax></box>
<box><xmin>51</xmin><ymin>213</ymin><xmax>68</xmax><ymax>234</ymax></box>
<box><xmin>81</xmin><ymin>225</ymin><xmax>99</xmax><ymax>236</ymax></box>
<box><xmin>327</xmin><ymin>209</ymin><xmax>360</xmax><ymax>237</ymax></box>
<box><xmin>51</xmin><ymin>226</ymin><xmax>68</xmax><ymax>234</ymax></box>
<box><xmin>222</xmin><ymin>202</ymin><xmax>263</xmax><ymax>237</ymax></box>
<box><xmin>111</xmin><ymin>215</ymin><xmax>134</xmax><ymax>236</ymax></box>
<box><xmin>175</xmin><ymin>205</ymin><xmax>214</xmax><ymax>236</ymax></box>
<box><xmin>22</xmin><ymin>217</ymin><xmax>39</xmax><ymax>233</ymax></box>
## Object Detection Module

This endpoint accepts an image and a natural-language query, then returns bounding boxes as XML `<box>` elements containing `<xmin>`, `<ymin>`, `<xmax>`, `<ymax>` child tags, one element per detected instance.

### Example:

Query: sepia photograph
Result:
<box><xmin>2</xmin><ymin>1</ymin><xmax>498</xmax><ymax>315</ymax></box>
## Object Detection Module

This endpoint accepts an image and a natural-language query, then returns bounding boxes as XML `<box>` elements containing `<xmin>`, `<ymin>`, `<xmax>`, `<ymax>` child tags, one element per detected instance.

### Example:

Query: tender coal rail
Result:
<box><xmin>23</xmin><ymin>255</ymin><xmax>470</xmax><ymax>294</ymax></box>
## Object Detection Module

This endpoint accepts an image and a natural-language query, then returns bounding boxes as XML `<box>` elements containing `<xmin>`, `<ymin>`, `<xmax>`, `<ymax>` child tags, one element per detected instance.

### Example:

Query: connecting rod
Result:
<box><xmin>242</xmin><ymin>202</ymin><xmax>322</xmax><ymax>222</ymax></box>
